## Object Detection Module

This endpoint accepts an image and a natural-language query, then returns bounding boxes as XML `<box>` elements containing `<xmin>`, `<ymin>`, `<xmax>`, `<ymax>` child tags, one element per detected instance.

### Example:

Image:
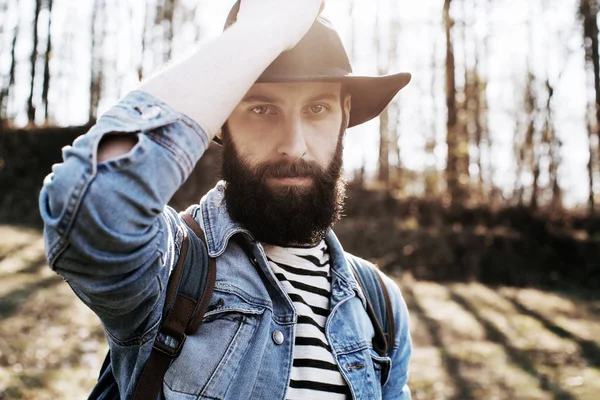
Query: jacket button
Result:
<box><xmin>140</xmin><ymin>106</ymin><xmax>161</xmax><ymax>119</ymax></box>
<box><xmin>272</xmin><ymin>330</ymin><xmax>284</xmax><ymax>345</ymax></box>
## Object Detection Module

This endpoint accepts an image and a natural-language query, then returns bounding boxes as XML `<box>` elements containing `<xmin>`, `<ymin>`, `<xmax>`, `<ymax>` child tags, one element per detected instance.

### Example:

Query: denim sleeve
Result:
<box><xmin>39</xmin><ymin>90</ymin><xmax>210</xmax><ymax>340</ymax></box>
<box><xmin>381</xmin><ymin>275</ymin><xmax>412</xmax><ymax>400</ymax></box>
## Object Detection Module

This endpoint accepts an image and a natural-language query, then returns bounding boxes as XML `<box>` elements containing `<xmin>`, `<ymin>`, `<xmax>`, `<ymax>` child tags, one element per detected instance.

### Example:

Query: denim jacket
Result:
<box><xmin>39</xmin><ymin>90</ymin><xmax>412</xmax><ymax>399</ymax></box>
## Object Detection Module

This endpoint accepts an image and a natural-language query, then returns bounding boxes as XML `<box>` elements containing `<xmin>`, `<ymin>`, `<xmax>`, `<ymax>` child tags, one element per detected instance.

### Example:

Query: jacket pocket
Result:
<box><xmin>163</xmin><ymin>290</ymin><xmax>265</xmax><ymax>399</ymax></box>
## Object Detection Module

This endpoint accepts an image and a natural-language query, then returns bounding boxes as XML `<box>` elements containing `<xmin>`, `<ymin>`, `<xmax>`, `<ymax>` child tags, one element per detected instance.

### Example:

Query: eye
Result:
<box><xmin>308</xmin><ymin>104</ymin><xmax>327</xmax><ymax>114</ymax></box>
<box><xmin>250</xmin><ymin>105</ymin><xmax>271</xmax><ymax>115</ymax></box>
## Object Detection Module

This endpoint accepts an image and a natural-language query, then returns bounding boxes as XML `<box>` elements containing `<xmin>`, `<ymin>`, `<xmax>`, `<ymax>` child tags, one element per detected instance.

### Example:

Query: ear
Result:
<box><xmin>342</xmin><ymin>94</ymin><xmax>352</xmax><ymax>129</ymax></box>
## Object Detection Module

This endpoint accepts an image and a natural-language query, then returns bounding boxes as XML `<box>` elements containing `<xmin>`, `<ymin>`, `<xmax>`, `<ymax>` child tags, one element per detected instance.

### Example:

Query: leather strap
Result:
<box><xmin>181</xmin><ymin>214</ymin><xmax>217</xmax><ymax>333</ymax></box>
<box><xmin>133</xmin><ymin>213</ymin><xmax>216</xmax><ymax>400</ymax></box>
<box><xmin>347</xmin><ymin>257</ymin><xmax>396</xmax><ymax>358</ymax></box>
<box><xmin>372</xmin><ymin>268</ymin><xmax>396</xmax><ymax>350</ymax></box>
<box><xmin>350</xmin><ymin>265</ymin><xmax>389</xmax><ymax>357</ymax></box>
<box><xmin>164</xmin><ymin>228</ymin><xmax>189</xmax><ymax>307</ymax></box>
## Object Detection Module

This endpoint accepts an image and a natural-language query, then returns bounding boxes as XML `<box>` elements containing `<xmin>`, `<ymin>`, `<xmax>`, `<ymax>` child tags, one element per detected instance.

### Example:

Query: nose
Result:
<box><xmin>276</xmin><ymin>116</ymin><xmax>308</xmax><ymax>159</ymax></box>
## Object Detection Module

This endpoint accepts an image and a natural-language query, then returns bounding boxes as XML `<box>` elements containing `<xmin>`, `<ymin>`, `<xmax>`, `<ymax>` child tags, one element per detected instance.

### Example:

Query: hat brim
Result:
<box><xmin>256</xmin><ymin>72</ymin><xmax>412</xmax><ymax>128</ymax></box>
<box><xmin>213</xmin><ymin>72</ymin><xmax>412</xmax><ymax>146</ymax></box>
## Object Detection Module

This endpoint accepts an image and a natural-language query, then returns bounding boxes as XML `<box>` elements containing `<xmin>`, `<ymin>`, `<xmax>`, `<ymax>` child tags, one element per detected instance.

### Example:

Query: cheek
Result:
<box><xmin>227</xmin><ymin>114</ymin><xmax>279</xmax><ymax>163</ymax></box>
<box><xmin>306</xmin><ymin>122</ymin><xmax>341</xmax><ymax>166</ymax></box>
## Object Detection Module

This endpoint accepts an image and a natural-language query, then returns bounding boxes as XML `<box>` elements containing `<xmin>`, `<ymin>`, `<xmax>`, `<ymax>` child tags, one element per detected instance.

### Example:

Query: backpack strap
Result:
<box><xmin>346</xmin><ymin>255</ymin><xmax>396</xmax><ymax>358</ymax></box>
<box><xmin>133</xmin><ymin>213</ymin><xmax>216</xmax><ymax>400</ymax></box>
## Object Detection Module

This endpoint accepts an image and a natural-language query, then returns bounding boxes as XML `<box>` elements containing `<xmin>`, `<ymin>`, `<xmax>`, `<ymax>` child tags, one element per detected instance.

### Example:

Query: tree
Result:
<box><xmin>42</xmin><ymin>0</ymin><xmax>53</xmax><ymax>122</ymax></box>
<box><xmin>587</xmin><ymin>106</ymin><xmax>596</xmax><ymax>213</ymax></box>
<box><xmin>424</xmin><ymin>25</ymin><xmax>439</xmax><ymax>199</ymax></box>
<box><xmin>471</xmin><ymin>0</ymin><xmax>489</xmax><ymax>204</ymax></box>
<box><xmin>89</xmin><ymin>0</ymin><xmax>105</xmax><ymax>122</ymax></box>
<box><xmin>444</xmin><ymin>0</ymin><xmax>469</xmax><ymax>205</ymax></box>
<box><xmin>162</xmin><ymin>0</ymin><xmax>176</xmax><ymax>62</ymax></box>
<box><xmin>0</xmin><ymin>5</ymin><xmax>18</xmax><ymax>122</ymax></box>
<box><xmin>27</xmin><ymin>0</ymin><xmax>43</xmax><ymax>124</ymax></box>
<box><xmin>376</xmin><ymin>0</ymin><xmax>390</xmax><ymax>186</ymax></box>
<box><xmin>525</xmin><ymin>74</ymin><xmax>540</xmax><ymax>210</ymax></box>
<box><xmin>580</xmin><ymin>0</ymin><xmax>600</xmax><ymax>213</ymax></box>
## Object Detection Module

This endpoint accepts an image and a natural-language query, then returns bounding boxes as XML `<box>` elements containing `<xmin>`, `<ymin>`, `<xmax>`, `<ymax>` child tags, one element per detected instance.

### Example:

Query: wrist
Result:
<box><xmin>230</xmin><ymin>18</ymin><xmax>290</xmax><ymax>55</ymax></box>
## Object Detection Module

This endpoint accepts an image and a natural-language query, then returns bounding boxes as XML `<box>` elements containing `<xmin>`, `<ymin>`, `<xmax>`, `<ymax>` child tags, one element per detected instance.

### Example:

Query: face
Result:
<box><xmin>221</xmin><ymin>81</ymin><xmax>352</xmax><ymax>246</ymax></box>
<box><xmin>226</xmin><ymin>82</ymin><xmax>351</xmax><ymax>181</ymax></box>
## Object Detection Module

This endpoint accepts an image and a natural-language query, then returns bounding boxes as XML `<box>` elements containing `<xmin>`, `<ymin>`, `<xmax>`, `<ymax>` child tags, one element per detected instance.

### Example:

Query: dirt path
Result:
<box><xmin>1</xmin><ymin>225</ymin><xmax>598</xmax><ymax>399</ymax></box>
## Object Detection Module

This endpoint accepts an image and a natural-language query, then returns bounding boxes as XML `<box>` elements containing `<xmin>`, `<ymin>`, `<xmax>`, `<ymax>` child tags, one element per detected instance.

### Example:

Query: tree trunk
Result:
<box><xmin>378</xmin><ymin>107</ymin><xmax>390</xmax><ymax>185</ymax></box>
<box><xmin>425</xmin><ymin>29</ymin><xmax>438</xmax><ymax>199</ymax></box>
<box><xmin>473</xmin><ymin>14</ymin><xmax>487</xmax><ymax>203</ymax></box>
<box><xmin>154</xmin><ymin>0</ymin><xmax>166</xmax><ymax>65</ymax></box>
<box><xmin>544</xmin><ymin>80</ymin><xmax>562</xmax><ymax>211</ymax></box>
<box><xmin>376</xmin><ymin>0</ymin><xmax>390</xmax><ymax>187</ymax></box>
<box><xmin>42</xmin><ymin>0</ymin><xmax>53</xmax><ymax>123</ymax></box>
<box><xmin>585</xmin><ymin>2</ymin><xmax>600</xmax><ymax>158</ymax></box>
<box><xmin>580</xmin><ymin>0</ymin><xmax>599</xmax><ymax>214</ymax></box>
<box><xmin>514</xmin><ymin>118</ymin><xmax>525</xmax><ymax>205</ymax></box>
<box><xmin>524</xmin><ymin>71</ymin><xmax>539</xmax><ymax>211</ymax></box>
<box><xmin>389</xmin><ymin>103</ymin><xmax>403</xmax><ymax>190</ymax></box>
<box><xmin>587</xmin><ymin>116</ymin><xmax>595</xmax><ymax>214</ymax></box>
<box><xmin>89</xmin><ymin>0</ymin><xmax>104</xmax><ymax>122</ymax></box>
<box><xmin>474</xmin><ymin>71</ymin><xmax>485</xmax><ymax>201</ymax></box>
<box><xmin>163</xmin><ymin>0</ymin><xmax>175</xmax><ymax>61</ymax></box>
<box><xmin>27</xmin><ymin>0</ymin><xmax>43</xmax><ymax>124</ymax></box>
<box><xmin>388</xmin><ymin>9</ymin><xmax>402</xmax><ymax>190</ymax></box>
<box><xmin>139</xmin><ymin>0</ymin><xmax>154</xmax><ymax>81</ymax></box>
<box><xmin>444</xmin><ymin>0</ymin><xmax>467</xmax><ymax>205</ymax></box>
<box><xmin>0</xmin><ymin>10</ymin><xmax>18</xmax><ymax>121</ymax></box>
<box><xmin>347</xmin><ymin>0</ymin><xmax>355</xmax><ymax>61</ymax></box>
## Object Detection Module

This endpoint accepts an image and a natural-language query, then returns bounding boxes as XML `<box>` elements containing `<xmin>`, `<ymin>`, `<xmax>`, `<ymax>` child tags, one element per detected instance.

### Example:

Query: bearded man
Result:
<box><xmin>40</xmin><ymin>1</ymin><xmax>412</xmax><ymax>399</ymax></box>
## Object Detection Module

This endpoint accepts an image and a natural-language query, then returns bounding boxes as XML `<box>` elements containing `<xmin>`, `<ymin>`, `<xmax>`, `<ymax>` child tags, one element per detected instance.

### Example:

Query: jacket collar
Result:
<box><xmin>197</xmin><ymin>181</ymin><xmax>250</xmax><ymax>258</ymax></box>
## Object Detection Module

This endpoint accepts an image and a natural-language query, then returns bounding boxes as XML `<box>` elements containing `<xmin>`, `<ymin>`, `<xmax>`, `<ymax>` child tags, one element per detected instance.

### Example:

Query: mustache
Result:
<box><xmin>254</xmin><ymin>159</ymin><xmax>328</xmax><ymax>180</ymax></box>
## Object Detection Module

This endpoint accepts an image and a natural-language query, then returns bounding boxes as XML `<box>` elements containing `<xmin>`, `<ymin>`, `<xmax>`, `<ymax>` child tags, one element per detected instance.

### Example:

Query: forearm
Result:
<box><xmin>139</xmin><ymin>20</ymin><xmax>287</xmax><ymax>136</ymax></box>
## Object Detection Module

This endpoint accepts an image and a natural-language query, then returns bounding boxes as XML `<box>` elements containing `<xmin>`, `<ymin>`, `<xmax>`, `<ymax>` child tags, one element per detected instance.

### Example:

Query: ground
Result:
<box><xmin>0</xmin><ymin>225</ymin><xmax>598</xmax><ymax>399</ymax></box>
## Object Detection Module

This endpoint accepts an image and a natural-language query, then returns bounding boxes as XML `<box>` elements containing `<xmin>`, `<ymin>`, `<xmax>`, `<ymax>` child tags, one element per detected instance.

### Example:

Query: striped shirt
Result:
<box><xmin>264</xmin><ymin>240</ymin><xmax>350</xmax><ymax>400</ymax></box>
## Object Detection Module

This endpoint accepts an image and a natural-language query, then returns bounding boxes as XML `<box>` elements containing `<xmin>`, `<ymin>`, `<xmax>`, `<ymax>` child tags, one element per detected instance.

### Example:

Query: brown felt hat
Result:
<box><xmin>224</xmin><ymin>1</ymin><xmax>411</xmax><ymax>128</ymax></box>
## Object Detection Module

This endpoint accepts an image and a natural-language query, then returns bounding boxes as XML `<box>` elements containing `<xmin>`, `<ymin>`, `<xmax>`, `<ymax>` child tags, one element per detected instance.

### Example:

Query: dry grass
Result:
<box><xmin>1</xmin><ymin>225</ymin><xmax>598</xmax><ymax>399</ymax></box>
<box><xmin>401</xmin><ymin>275</ymin><xmax>600</xmax><ymax>399</ymax></box>
<box><xmin>0</xmin><ymin>226</ymin><xmax>106</xmax><ymax>400</ymax></box>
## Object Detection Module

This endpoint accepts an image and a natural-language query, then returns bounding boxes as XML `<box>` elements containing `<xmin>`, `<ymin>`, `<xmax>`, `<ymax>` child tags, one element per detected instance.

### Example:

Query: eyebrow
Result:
<box><xmin>240</xmin><ymin>92</ymin><xmax>339</xmax><ymax>104</ymax></box>
<box><xmin>240</xmin><ymin>94</ymin><xmax>283</xmax><ymax>104</ymax></box>
<box><xmin>305</xmin><ymin>93</ymin><xmax>339</xmax><ymax>103</ymax></box>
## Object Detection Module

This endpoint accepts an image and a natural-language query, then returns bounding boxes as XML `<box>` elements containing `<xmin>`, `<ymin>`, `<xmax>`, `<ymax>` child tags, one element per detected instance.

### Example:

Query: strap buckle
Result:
<box><xmin>153</xmin><ymin>332</ymin><xmax>187</xmax><ymax>357</ymax></box>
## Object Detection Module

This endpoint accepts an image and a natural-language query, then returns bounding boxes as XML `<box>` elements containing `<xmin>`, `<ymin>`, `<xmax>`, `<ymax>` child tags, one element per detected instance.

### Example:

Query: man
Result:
<box><xmin>39</xmin><ymin>1</ymin><xmax>412</xmax><ymax>398</ymax></box>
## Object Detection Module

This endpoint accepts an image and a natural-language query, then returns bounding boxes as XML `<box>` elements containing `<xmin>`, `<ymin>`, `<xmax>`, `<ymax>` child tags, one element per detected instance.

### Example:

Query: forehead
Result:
<box><xmin>243</xmin><ymin>82</ymin><xmax>342</xmax><ymax>103</ymax></box>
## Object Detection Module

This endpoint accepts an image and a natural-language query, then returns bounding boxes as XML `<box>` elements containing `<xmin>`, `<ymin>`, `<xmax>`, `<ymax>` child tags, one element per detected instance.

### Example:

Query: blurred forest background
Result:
<box><xmin>1</xmin><ymin>0</ymin><xmax>600</xmax><ymax>398</ymax></box>
<box><xmin>2</xmin><ymin>0</ymin><xmax>600</xmax><ymax>288</ymax></box>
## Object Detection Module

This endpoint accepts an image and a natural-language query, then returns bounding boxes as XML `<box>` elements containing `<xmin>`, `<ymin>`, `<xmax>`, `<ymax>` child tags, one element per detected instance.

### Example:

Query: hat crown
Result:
<box><xmin>260</xmin><ymin>17</ymin><xmax>353</xmax><ymax>81</ymax></box>
<box><xmin>225</xmin><ymin>3</ymin><xmax>352</xmax><ymax>81</ymax></box>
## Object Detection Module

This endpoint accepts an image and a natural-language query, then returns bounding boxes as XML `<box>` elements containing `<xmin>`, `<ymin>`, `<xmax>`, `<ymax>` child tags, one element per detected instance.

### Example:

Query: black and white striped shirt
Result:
<box><xmin>264</xmin><ymin>240</ymin><xmax>350</xmax><ymax>400</ymax></box>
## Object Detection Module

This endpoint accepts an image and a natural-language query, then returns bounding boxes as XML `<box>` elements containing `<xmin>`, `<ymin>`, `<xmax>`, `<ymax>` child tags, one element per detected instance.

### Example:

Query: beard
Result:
<box><xmin>220</xmin><ymin>126</ymin><xmax>346</xmax><ymax>247</ymax></box>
